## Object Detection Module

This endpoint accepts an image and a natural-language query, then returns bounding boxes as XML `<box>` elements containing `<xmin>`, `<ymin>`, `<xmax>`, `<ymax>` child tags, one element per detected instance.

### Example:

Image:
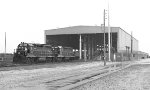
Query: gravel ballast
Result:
<box><xmin>71</xmin><ymin>63</ymin><xmax>150</xmax><ymax>90</ymax></box>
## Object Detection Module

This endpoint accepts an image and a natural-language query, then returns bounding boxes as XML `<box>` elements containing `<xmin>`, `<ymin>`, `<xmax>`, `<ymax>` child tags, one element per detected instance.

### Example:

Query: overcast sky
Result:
<box><xmin>0</xmin><ymin>0</ymin><xmax>150</xmax><ymax>54</ymax></box>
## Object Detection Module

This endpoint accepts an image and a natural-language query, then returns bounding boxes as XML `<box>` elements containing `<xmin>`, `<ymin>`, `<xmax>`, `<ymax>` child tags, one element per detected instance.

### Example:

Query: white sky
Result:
<box><xmin>0</xmin><ymin>0</ymin><xmax>150</xmax><ymax>54</ymax></box>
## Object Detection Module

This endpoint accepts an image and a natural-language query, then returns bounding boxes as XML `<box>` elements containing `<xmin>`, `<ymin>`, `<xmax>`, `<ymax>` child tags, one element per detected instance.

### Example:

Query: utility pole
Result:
<box><xmin>103</xmin><ymin>9</ymin><xmax>106</xmax><ymax>66</ymax></box>
<box><xmin>131</xmin><ymin>31</ymin><xmax>133</xmax><ymax>53</ymax></box>
<box><xmin>79</xmin><ymin>34</ymin><xmax>82</xmax><ymax>59</ymax></box>
<box><xmin>131</xmin><ymin>31</ymin><xmax>133</xmax><ymax>60</ymax></box>
<box><xmin>5</xmin><ymin>32</ymin><xmax>6</xmax><ymax>54</ymax></box>
<box><xmin>108</xmin><ymin>0</ymin><xmax>111</xmax><ymax>61</ymax></box>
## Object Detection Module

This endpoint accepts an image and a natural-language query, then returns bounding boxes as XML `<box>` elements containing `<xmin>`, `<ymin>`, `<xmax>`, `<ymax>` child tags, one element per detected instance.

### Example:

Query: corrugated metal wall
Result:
<box><xmin>118</xmin><ymin>28</ymin><xmax>138</xmax><ymax>53</ymax></box>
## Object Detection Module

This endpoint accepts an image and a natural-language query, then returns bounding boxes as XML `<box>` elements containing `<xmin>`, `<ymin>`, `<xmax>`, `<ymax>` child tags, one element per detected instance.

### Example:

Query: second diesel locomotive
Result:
<box><xmin>13</xmin><ymin>42</ymin><xmax>77</xmax><ymax>64</ymax></box>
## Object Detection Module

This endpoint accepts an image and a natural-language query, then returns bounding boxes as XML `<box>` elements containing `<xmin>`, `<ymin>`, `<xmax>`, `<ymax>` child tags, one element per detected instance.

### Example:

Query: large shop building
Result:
<box><xmin>44</xmin><ymin>26</ymin><xmax>145</xmax><ymax>61</ymax></box>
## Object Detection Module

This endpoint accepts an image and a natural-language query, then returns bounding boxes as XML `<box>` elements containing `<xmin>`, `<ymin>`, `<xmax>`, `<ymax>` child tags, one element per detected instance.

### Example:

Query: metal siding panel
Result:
<box><xmin>118</xmin><ymin>28</ymin><xmax>130</xmax><ymax>52</ymax></box>
<box><xmin>118</xmin><ymin>28</ymin><xmax>138</xmax><ymax>52</ymax></box>
<box><xmin>45</xmin><ymin>26</ymin><xmax>119</xmax><ymax>35</ymax></box>
<box><xmin>44</xmin><ymin>31</ymin><xmax>46</xmax><ymax>44</ymax></box>
<box><xmin>132</xmin><ymin>38</ymin><xmax>138</xmax><ymax>51</ymax></box>
<box><xmin>117</xmin><ymin>32</ymin><xmax>119</xmax><ymax>52</ymax></box>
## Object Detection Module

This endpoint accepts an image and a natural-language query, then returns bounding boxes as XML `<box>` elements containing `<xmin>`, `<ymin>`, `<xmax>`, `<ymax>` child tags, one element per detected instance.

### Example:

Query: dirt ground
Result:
<box><xmin>1</xmin><ymin>59</ymin><xmax>150</xmax><ymax>90</ymax></box>
<box><xmin>0</xmin><ymin>61</ymin><xmax>118</xmax><ymax>90</ymax></box>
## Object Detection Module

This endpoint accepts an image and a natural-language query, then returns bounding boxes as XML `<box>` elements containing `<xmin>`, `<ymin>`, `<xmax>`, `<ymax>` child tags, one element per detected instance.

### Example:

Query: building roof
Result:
<box><xmin>45</xmin><ymin>26</ymin><xmax>120</xmax><ymax>35</ymax></box>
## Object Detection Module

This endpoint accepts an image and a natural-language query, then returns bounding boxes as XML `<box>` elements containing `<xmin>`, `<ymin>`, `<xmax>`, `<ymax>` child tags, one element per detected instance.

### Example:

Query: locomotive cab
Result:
<box><xmin>13</xmin><ymin>42</ymin><xmax>30</xmax><ymax>63</ymax></box>
<box><xmin>53</xmin><ymin>46</ymin><xmax>75</xmax><ymax>61</ymax></box>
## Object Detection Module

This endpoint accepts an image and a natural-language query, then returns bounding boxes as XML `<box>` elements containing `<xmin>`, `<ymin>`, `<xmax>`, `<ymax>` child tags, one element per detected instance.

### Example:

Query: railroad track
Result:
<box><xmin>43</xmin><ymin>62</ymin><xmax>131</xmax><ymax>90</ymax></box>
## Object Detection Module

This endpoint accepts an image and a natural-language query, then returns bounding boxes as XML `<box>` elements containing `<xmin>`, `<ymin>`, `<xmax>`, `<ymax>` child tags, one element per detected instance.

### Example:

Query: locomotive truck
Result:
<box><xmin>13</xmin><ymin>42</ymin><xmax>77</xmax><ymax>64</ymax></box>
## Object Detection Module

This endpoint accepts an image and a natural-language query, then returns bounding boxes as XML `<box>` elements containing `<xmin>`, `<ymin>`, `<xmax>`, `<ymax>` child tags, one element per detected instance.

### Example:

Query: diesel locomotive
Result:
<box><xmin>13</xmin><ymin>42</ymin><xmax>77</xmax><ymax>64</ymax></box>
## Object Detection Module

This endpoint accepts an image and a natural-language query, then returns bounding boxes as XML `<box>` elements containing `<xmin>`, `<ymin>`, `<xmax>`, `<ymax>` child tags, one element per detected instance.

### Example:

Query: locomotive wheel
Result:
<box><xmin>69</xmin><ymin>57</ymin><xmax>73</xmax><ymax>61</ymax></box>
<box><xmin>34</xmin><ymin>57</ymin><xmax>38</xmax><ymax>63</ymax></box>
<box><xmin>57</xmin><ymin>57</ymin><xmax>62</xmax><ymax>62</ymax></box>
<box><xmin>51</xmin><ymin>57</ymin><xmax>55</xmax><ymax>63</ymax></box>
<box><xmin>54</xmin><ymin>57</ymin><xmax>57</xmax><ymax>62</ymax></box>
<box><xmin>46</xmin><ymin>57</ymin><xmax>52</xmax><ymax>63</ymax></box>
<box><xmin>30</xmin><ymin>58</ymin><xmax>34</xmax><ymax>64</ymax></box>
<box><xmin>64</xmin><ymin>57</ymin><xmax>69</xmax><ymax>62</ymax></box>
<box><xmin>61</xmin><ymin>57</ymin><xmax>65</xmax><ymax>62</ymax></box>
<box><xmin>20</xmin><ymin>55</ymin><xmax>27</xmax><ymax>63</ymax></box>
<box><xmin>26</xmin><ymin>57</ymin><xmax>32</xmax><ymax>64</ymax></box>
